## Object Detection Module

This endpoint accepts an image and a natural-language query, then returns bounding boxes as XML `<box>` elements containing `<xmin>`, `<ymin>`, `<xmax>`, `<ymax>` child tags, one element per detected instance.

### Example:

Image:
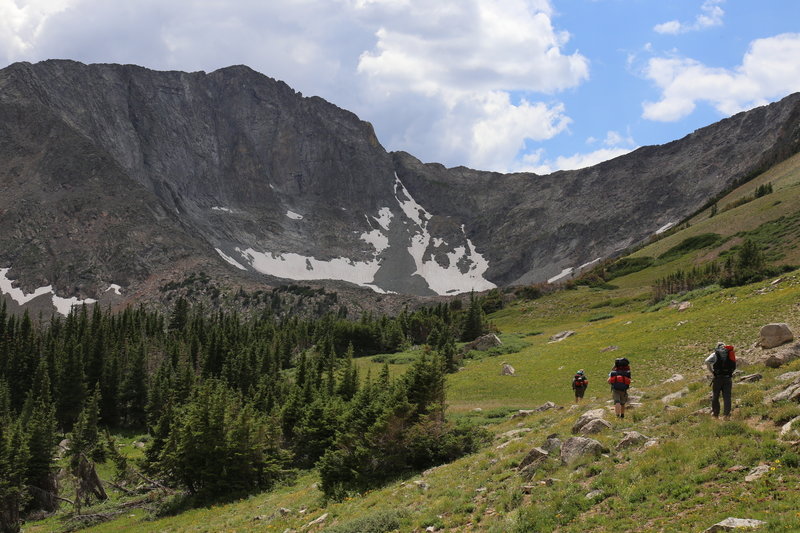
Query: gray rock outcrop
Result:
<box><xmin>501</xmin><ymin>363</ymin><xmax>516</xmax><ymax>376</ymax></box>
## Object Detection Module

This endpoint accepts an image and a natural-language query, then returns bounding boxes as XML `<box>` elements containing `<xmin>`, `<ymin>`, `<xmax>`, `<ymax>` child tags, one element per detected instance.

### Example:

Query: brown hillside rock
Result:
<box><xmin>758</xmin><ymin>341</ymin><xmax>800</xmax><ymax>368</ymax></box>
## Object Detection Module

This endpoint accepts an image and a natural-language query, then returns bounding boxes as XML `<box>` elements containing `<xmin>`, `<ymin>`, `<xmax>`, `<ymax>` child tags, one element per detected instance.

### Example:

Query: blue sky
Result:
<box><xmin>1</xmin><ymin>0</ymin><xmax>799</xmax><ymax>173</ymax></box>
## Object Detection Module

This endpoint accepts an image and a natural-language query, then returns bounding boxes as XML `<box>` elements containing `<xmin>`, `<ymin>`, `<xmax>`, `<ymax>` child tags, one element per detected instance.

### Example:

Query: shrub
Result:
<box><xmin>658</xmin><ymin>233</ymin><xmax>723</xmax><ymax>262</ymax></box>
<box><xmin>322</xmin><ymin>509</ymin><xmax>408</xmax><ymax>533</ymax></box>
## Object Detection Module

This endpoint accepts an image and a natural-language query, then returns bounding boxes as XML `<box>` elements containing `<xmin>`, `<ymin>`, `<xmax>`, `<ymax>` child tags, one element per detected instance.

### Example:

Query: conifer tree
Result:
<box><xmin>0</xmin><ymin>419</ymin><xmax>30</xmax><ymax>533</ymax></box>
<box><xmin>21</xmin><ymin>359</ymin><xmax>59</xmax><ymax>512</ymax></box>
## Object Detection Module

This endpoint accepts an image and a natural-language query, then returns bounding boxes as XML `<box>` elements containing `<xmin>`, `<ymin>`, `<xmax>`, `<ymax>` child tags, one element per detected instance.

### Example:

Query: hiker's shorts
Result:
<box><xmin>612</xmin><ymin>390</ymin><xmax>628</xmax><ymax>405</ymax></box>
<box><xmin>574</xmin><ymin>388</ymin><xmax>586</xmax><ymax>399</ymax></box>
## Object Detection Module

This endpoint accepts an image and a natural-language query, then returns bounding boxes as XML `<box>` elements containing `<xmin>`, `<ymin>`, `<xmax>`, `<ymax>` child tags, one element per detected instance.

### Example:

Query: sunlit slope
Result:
<box><xmin>613</xmin><ymin>151</ymin><xmax>800</xmax><ymax>289</ymax></box>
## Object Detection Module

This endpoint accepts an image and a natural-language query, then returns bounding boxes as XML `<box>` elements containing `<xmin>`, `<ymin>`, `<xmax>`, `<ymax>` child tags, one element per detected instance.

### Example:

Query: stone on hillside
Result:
<box><xmin>744</xmin><ymin>464</ymin><xmax>770</xmax><ymax>482</ymax></box>
<box><xmin>777</xmin><ymin>371</ymin><xmax>800</xmax><ymax>381</ymax></box>
<box><xmin>780</xmin><ymin>416</ymin><xmax>800</xmax><ymax>440</ymax></box>
<box><xmin>549</xmin><ymin>330</ymin><xmax>575</xmax><ymax>343</ymax></box>
<box><xmin>677</xmin><ymin>301</ymin><xmax>692</xmax><ymax>311</ymax></box>
<box><xmin>307</xmin><ymin>513</ymin><xmax>328</xmax><ymax>526</ymax></box>
<box><xmin>585</xmin><ymin>489</ymin><xmax>604</xmax><ymax>500</ymax></box>
<box><xmin>643</xmin><ymin>439</ymin><xmax>659</xmax><ymax>449</ymax></box>
<box><xmin>560</xmin><ymin>437</ymin><xmax>605</xmax><ymax>465</ymax></box>
<box><xmin>758</xmin><ymin>323</ymin><xmax>794</xmax><ymax>349</ymax></box>
<box><xmin>511</xmin><ymin>409</ymin><xmax>535</xmax><ymax>419</ymax></box>
<box><xmin>600</xmin><ymin>345</ymin><xmax>618</xmax><ymax>352</ymax></box>
<box><xmin>663</xmin><ymin>373</ymin><xmax>684</xmax><ymax>384</ymax></box>
<box><xmin>661</xmin><ymin>388</ymin><xmax>690</xmax><ymax>404</ymax></box>
<box><xmin>500</xmin><ymin>428</ymin><xmax>532</xmax><ymax>439</ymax></box>
<box><xmin>541</xmin><ymin>434</ymin><xmax>562</xmax><ymax>453</ymax></box>
<box><xmin>737</xmin><ymin>373</ymin><xmax>762</xmax><ymax>383</ymax></box>
<box><xmin>760</xmin><ymin>341</ymin><xmax>800</xmax><ymax>368</ymax></box>
<box><xmin>517</xmin><ymin>447</ymin><xmax>550</xmax><ymax>472</ymax></box>
<box><xmin>572</xmin><ymin>409</ymin><xmax>607</xmax><ymax>434</ymax></box>
<box><xmin>768</xmin><ymin>383</ymin><xmax>800</xmax><ymax>403</ymax></box>
<box><xmin>413</xmin><ymin>480</ymin><xmax>430</xmax><ymax>490</ymax></box>
<box><xmin>693</xmin><ymin>407</ymin><xmax>713</xmax><ymax>416</ymax></box>
<box><xmin>496</xmin><ymin>438</ymin><xmax>522</xmax><ymax>450</ymax></box>
<box><xmin>578</xmin><ymin>418</ymin><xmax>612</xmax><ymax>435</ymax></box>
<box><xmin>617</xmin><ymin>431</ymin><xmax>648</xmax><ymax>450</ymax></box>
<box><xmin>703</xmin><ymin>517</ymin><xmax>767</xmax><ymax>532</ymax></box>
<box><xmin>501</xmin><ymin>363</ymin><xmax>516</xmax><ymax>376</ymax></box>
<box><xmin>534</xmin><ymin>401</ymin><xmax>557</xmax><ymax>412</ymax></box>
<box><xmin>463</xmin><ymin>333</ymin><xmax>503</xmax><ymax>352</ymax></box>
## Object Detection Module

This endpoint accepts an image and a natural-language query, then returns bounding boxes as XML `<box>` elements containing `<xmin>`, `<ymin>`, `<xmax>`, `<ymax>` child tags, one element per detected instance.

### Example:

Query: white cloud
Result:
<box><xmin>654</xmin><ymin>0</ymin><xmax>724</xmax><ymax>35</ymax></box>
<box><xmin>518</xmin><ymin>129</ymin><xmax>636</xmax><ymax>174</ymax></box>
<box><xmin>643</xmin><ymin>33</ymin><xmax>800</xmax><ymax>122</ymax></box>
<box><xmin>0</xmin><ymin>0</ymin><xmax>77</xmax><ymax>62</ymax></box>
<box><xmin>354</xmin><ymin>0</ymin><xmax>588</xmax><ymax>171</ymax></box>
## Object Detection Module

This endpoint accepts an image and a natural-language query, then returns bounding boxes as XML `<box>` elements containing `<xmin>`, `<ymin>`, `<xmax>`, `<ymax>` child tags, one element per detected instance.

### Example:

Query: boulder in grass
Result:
<box><xmin>779</xmin><ymin>416</ymin><xmax>800</xmax><ymax>440</ymax></box>
<box><xmin>703</xmin><ymin>517</ymin><xmax>766</xmax><ymax>532</ymax></box>
<box><xmin>463</xmin><ymin>333</ymin><xmax>503</xmax><ymax>352</ymax></box>
<box><xmin>549</xmin><ymin>330</ymin><xmax>575</xmax><ymax>343</ymax></box>
<box><xmin>617</xmin><ymin>431</ymin><xmax>649</xmax><ymax>450</ymax></box>
<box><xmin>572</xmin><ymin>409</ymin><xmax>607</xmax><ymax>434</ymax></box>
<box><xmin>758</xmin><ymin>323</ymin><xmax>794</xmax><ymax>349</ymax></box>
<box><xmin>578</xmin><ymin>418</ymin><xmax>612</xmax><ymax>435</ymax></box>
<box><xmin>661</xmin><ymin>388</ymin><xmax>689</xmax><ymax>404</ymax></box>
<box><xmin>501</xmin><ymin>363</ymin><xmax>516</xmax><ymax>376</ymax></box>
<box><xmin>517</xmin><ymin>447</ymin><xmax>550</xmax><ymax>478</ymax></box>
<box><xmin>560</xmin><ymin>437</ymin><xmax>605</xmax><ymax>465</ymax></box>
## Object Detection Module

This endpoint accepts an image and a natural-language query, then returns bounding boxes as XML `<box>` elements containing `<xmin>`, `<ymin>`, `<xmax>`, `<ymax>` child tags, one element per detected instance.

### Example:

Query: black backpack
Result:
<box><xmin>713</xmin><ymin>345</ymin><xmax>736</xmax><ymax>376</ymax></box>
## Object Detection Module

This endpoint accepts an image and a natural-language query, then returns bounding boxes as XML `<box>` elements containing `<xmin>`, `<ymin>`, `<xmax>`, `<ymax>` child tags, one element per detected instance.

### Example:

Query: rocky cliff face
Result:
<box><xmin>0</xmin><ymin>60</ymin><xmax>799</xmax><ymax>315</ymax></box>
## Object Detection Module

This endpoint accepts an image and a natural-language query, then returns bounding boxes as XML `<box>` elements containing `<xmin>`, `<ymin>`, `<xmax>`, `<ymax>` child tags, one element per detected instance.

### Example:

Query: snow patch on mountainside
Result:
<box><xmin>360</xmin><ymin>208</ymin><xmax>393</xmax><ymax>253</ymax></box>
<box><xmin>212</xmin><ymin>206</ymin><xmax>232</xmax><ymax>213</ymax></box>
<box><xmin>237</xmin><ymin>248</ymin><xmax>385</xmax><ymax>292</ymax></box>
<box><xmin>656</xmin><ymin>222</ymin><xmax>675</xmax><ymax>234</ymax></box>
<box><xmin>216</xmin><ymin>248</ymin><xmax>248</xmax><ymax>271</ymax></box>
<box><xmin>0</xmin><ymin>267</ymin><xmax>97</xmax><ymax>315</ymax></box>
<box><xmin>394</xmin><ymin>176</ymin><xmax>495</xmax><ymax>293</ymax></box>
<box><xmin>286</xmin><ymin>210</ymin><xmax>304</xmax><ymax>220</ymax></box>
<box><xmin>548</xmin><ymin>267</ymin><xmax>573</xmax><ymax>284</ymax></box>
<box><xmin>106</xmin><ymin>284</ymin><xmax>122</xmax><ymax>295</ymax></box>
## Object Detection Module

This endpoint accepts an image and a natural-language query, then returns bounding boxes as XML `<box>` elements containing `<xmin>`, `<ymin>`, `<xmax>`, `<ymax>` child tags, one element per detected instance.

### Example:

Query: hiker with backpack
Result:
<box><xmin>572</xmin><ymin>370</ymin><xmax>588</xmax><ymax>403</ymax></box>
<box><xmin>608</xmin><ymin>357</ymin><xmax>632</xmax><ymax>418</ymax></box>
<box><xmin>705</xmin><ymin>342</ymin><xmax>736</xmax><ymax>419</ymax></box>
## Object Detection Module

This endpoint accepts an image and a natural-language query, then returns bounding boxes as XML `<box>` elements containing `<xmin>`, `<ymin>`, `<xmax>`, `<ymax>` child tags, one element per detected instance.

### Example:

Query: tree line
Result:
<box><xmin>0</xmin><ymin>291</ymin><xmax>492</xmax><ymax>532</ymax></box>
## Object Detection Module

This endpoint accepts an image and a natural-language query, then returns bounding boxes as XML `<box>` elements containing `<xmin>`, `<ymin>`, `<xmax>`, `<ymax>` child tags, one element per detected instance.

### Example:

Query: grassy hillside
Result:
<box><xmin>24</xmin><ymin>156</ymin><xmax>800</xmax><ymax>532</ymax></box>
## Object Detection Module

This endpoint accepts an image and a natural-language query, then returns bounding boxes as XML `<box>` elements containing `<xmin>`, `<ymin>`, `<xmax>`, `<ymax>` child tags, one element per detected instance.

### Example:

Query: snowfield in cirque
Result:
<box><xmin>0</xmin><ymin>267</ymin><xmax>99</xmax><ymax>315</ymax></box>
<box><xmin>214</xmin><ymin>177</ymin><xmax>495</xmax><ymax>295</ymax></box>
